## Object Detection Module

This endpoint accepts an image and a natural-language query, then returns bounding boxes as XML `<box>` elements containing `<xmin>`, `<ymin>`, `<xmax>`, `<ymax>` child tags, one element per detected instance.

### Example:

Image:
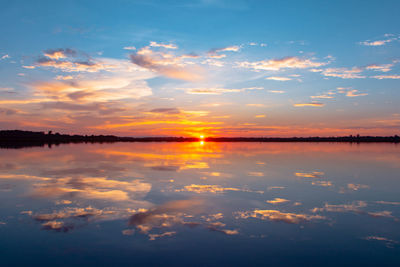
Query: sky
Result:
<box><xmin>0</xmin><ymin>0</ymin><xmax>400</xmax><ymax>137</ymax></box>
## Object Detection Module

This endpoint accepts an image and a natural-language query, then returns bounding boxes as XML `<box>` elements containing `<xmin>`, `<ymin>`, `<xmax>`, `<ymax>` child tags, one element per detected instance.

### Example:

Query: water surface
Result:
<box><xmin>1</xmin><ymin>142</ymin><xmax>400</xmax><ymax>266</ymax></box>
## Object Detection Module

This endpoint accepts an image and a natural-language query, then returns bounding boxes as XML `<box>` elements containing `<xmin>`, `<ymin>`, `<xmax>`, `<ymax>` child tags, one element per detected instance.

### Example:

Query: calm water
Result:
<box><xmin>1</xmin><ymin>142</ymin><xmax>400</xmax><ymax>266</ymax></box>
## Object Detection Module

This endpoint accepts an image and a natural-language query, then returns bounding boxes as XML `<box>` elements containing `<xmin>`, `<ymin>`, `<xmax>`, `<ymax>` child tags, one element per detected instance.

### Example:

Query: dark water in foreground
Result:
<box><xmin>1</xmin><ymin>142</ymin><xmax>399</xmax><ymax>266</ymax></box>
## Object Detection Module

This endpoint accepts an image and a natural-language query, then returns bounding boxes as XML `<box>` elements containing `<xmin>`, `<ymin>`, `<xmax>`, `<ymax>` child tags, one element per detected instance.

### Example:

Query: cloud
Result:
<box><xmin>347</xmin><ymin>184</ymin><xmax>369</xmax><ymax>191</ymax></box>
<box><xmin>236</xmin><ymin>209</ymin><xmax>325</xmax><ymax>224</ymax></box>
<box><xmin>32</xmin><ymin>57</ymin><xmax>155</xmax><ymax>105</ymax></box>
<box><xmin>247</xmin><ymin>171</ymin><xmax>264</xmax><ymax>177</ymax></box>
<box><xmin>360</xmin><ymin>40</ymin><xmax>392</xmax><ymax>46</ymax></box>
<box><xmin>237</xmin><ymin>56</ymin><xmax>326</xmax><ymax>71</ymax></box>
<box><xmin>37</xmin><ymin>58</ymin><xmax>110</xmax><ymax>73</ymax></box>
<box><xmin>311</xmin><ymin>201</ymin><xmax>367</xmax><ymax>213</ymax></box>
<box><xmin>36</xmin><ymin>56</ymin><xmax>109</xmax><ymax>73</ymax></box>
<box><xmin>365</xmin><ymin>236</ymin><xmax>396</xmax><ymax>242</ymax></box>
<box><xmin>40</xmin><ymin>101</ymin><xmax>122</xmax><ymax>114</ymax></box>
<box><xmin>200</xmin><ymin>172</ymin><xmax>232</xmax><ymax>178</ymax></box>
<box><xmin>366</xmin><ymin>64</ymin><xmax>393</xmax><ymax>72</ymax></box>
<box><xmin>55</xmin><ymin>200</ymin><xmax>72</xmax><ymax>205</ymax></box>
<box><xmin>295</xmin><ymin>172</ymin><xmax>324</xmax><ymax>178</ymax></box>
<box><xmin>149</xmin><ymin>41</ymin><xmax>178</xmax><ymax>49</ymax></box>
<box><xmin>293</xmin><ymin>102</ymin><xmax>324</xmax><ymax>107</ymax></box>
<box><xmin>176</xmin><ymin>184</ymin><xmax>241</xmax><ymax>194</ymax></box>
<box><xmin>311</xmin><ymin>181</ymin><xmax>332</xmax><ymax>187</ymax></box>
<box><xmin>128</xmin><ymin>199</ymin><xmax>205</xmax><ymax>234</ymax></box>
<box><xmin>359</xmin><ymin>35</ymin><xmax>398</xmax><ymax>46</ymax></box>
<box><xmin>182</xmin><ymin>86</ymin><xmax>263</xmax><ymax>95</ymax></box>
<box><xmin>322</xmin><ymin>67</ymin><xmax>365</xmax><ymax>79</ymax></box>
<box><xmin>372</xmin><ymin>75</ymin><xmax>400</xmax><ymax>79</ymax></box>
<box><xmin>1</xmin><ymin>54</ymin><xmax>10</xmax><ymax>60</ymax></box>
<box><xmin>268</xmin><ymin>90</ymin><xmax>285</xmax><ymax>94</ymax></box>
<box><xmin>31</xmin><ymin>176</ymin><xmax>152</xmax><ymax>202</ymax></box>
<box><xmin>310</xmin><ymin>94</ymin><xmax>334</xmax><ymax>99</ymax></box>
<box><xmin>336</xmin><ymin>87</ymin><xmax>367</xmax><ymax>97</ymax></box>
<box><xmin>150</xmin><ymin>165</ymin><xmax>180</xmax><ymax>172</ymax></box>
<box><xmin>207</xmin><ymin>54</ymin><xmax>226</xmax><ymax>59</ymax></box>
<box><xmin>127</xmin><ymin>200</ymin><xmax>237</xmax><ymax>239</ymax></box>
<box><xmin>0</xmin><ymin>108</ymin><xmax>19</xmax><ymax>115</ymax></box>
<box><xmin>207</xmin><ymin>45</ymin><xmax>241</xmax><ymax>58</ymax></box>
<box><xmin>0</xmin><ymin>87</ymin><xmax>15</xmax><ymax>93</ymax></box>
<box><xmin>122</xmin><ymin>229</ymin><xmax>135</xmax><ymax>235</ymax></box>
<box><xmin>266</xmin><ymin>198</ymin><xmax>290</xmax><ymax>204</ymax></box>
<box><xmin>43</xmin><ymin>48</ymin><xmax>77</xmax><ymax>59</ymax></box>
<box><xmin>201</xmin><ymin>59</ymin><xmax>224</xmax><ymax>67</ymax></box>
<box><xmin>367</xmin><ymin>211</ymin><xmax>394</xmax><ymax>218</ymax></box>
<box><xmin>216</xmin><ymin>45</ymin><xmax>241</xmax><ymax>52</ymax></box>
<box><xmin>265</xmin><ymin>76</ymin><xmax>292</xmax><ymax>81</ymax></box>
<box><xmin>55</xmin><ymin>75</ymin><xmax>74</xmax><ymax>80</ymax></box>
<box><xmin>149</xmin><ymin>108</ymin><xmax>181</xmax><ymax>114</ymax></box>
<box><xmin>375</xmin><ymin>201</ymin><xmax>400</xmax><ymax>205</ymax></box>
<box><xmin>27</xmin><ymin>206</ymin><xmax>139</xmax><ymax>233</ymax></box>
<box><xmin>267</xmin><ymin>186</ymin><xmax>285</xmax><ymax>190</ymax></box>
<box><xmin>130</xmin><ymin>47</ymin><xmax>203</xmax><ymax>81</ymax></box>
<box><xmin>207</xmin><ymin>225</ymin><xmax>239</xmax><ymax>235</ymax></box>
<box><xmin>345</xmin><ymin>89</ymin><xmax>368</xmax><ymax>97</ymax></box>
<box><xmin>123</xmin><ymin>46</ymin><xmax>136</xmax><ymax>50</ymax></box>
<box><xmin>364</xmin><ymin>236</ymin><xmax>398</xmax><ymax>248</ymax></box>
<box><xmin>148</xmin><ymin>231</ymin><xmax>176</xmax><ymax>240</ymax></box>
<box><xmin>41</xmin><ymin>220</ymin><xmax>71</xmax><ymax>232</ymax></box>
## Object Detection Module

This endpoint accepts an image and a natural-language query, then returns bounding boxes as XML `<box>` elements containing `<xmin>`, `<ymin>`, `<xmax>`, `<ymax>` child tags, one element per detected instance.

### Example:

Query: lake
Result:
<box><xmin>1</xmin><ymin>142</ymin><xmax>400</xmax><ymax>266</ymax></box>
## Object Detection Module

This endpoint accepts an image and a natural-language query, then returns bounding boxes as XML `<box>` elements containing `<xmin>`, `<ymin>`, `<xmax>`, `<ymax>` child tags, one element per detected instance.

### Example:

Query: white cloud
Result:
<box><xmin>265</xmin><ymin>76</ymin><xmax>292</xmax><ymax>81</ymax></box>
<box><xmin>123</xmin><ymin>46</ymin><xmax>136</xmax><ymax>50</ymax></box>
<box><xmin>322</xmin><ymin>67</ymin><xmax>365</xmax><ymax>79</ymax></box>
<box><xmin>149</xmin><ymin>41</ymin><xmax>178</xmax><ymax>49</ymax></box>
<box><xmin>372</xmin><ymin>75</ymin><xmax>400</xmax><ymax>79</ymax></box>
<box><xmin>181</xmin><ymin>86</ymin><xmax>263</xmax><ymax>95</ymax></box>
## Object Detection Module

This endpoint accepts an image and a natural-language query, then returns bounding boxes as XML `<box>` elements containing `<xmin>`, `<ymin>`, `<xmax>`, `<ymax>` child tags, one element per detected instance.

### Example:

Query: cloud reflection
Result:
<box><xmin>236</xmin><ymin>209</ymin><xmax>325</xmax><ymax>224</ymax></box>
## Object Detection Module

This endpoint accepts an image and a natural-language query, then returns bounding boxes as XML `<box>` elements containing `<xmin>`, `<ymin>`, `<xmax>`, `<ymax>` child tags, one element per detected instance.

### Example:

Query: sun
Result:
<box><xmin>200</xmin><ymin>135</ymin><xmax>205</xmax><ymax>139</ymax></box>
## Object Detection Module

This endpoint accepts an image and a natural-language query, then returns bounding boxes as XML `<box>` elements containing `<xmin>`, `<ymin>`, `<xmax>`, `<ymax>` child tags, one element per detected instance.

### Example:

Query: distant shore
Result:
<box><xmin>0</xmin><ymin>130</ymin><xmax>399</xmax><ymax>149</ymax></box>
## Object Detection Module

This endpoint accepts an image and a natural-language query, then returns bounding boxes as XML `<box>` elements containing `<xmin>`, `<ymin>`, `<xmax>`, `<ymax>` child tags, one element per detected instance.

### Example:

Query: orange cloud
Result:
<box><xmin>293</xmin><ymin>102</ymin><xmax>324</xmax><ymax>107</ymax></box>
<box><xmin>266</xmin><ymin>198</ymin><xmax>290</xmax><ymax>204</ymax></box>
<box><xmin>177</xmin><ymin>184</ymin><xmax>241</xmax><ymax>194</ymax></box>
<box><xmin>294</xmin><ymin>172</ymin><xmax>324</xmax><ymax>178</ymax></box>
<box><xmin>43</xmin><ymin>48</ymin><xmax>76</xmax><ymax>59</ymax></box>
<box><xmin>366</xmin><ymin>64</ymin><xmax>393</xmax><ymax>72</ymax></box>
<box><xmin>345</xmin><ymin>89</ymin><xmax>368</xmax><ymax>97</ymax></box>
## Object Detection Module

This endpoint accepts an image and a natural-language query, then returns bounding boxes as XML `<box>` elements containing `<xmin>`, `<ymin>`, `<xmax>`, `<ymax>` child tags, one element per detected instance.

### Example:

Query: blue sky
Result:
<box><xmin>1</xmin><ymin>0</ymin><xmax>400</xmax><ymax>136</ymax></box>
